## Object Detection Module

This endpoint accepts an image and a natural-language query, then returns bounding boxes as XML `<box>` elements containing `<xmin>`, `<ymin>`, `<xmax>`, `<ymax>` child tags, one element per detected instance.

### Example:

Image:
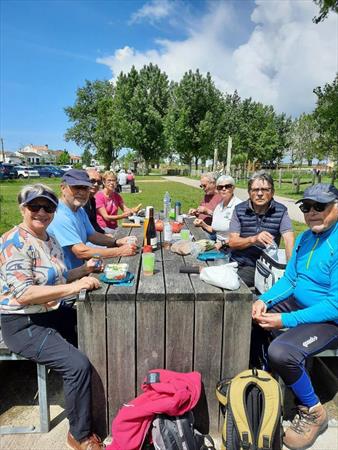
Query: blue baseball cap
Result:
<box><xmin>62</xmin><ymin>169</ymin><xmax>92</xmax><ymax>187</ymax></box>
<box><xmin>23</xmin><ymin>190</ymin><xmax>59</xmax><ymax>206</ymax></box>
<box><xmin>296</xmin><ymin>183</ymin><xmax>338</xmax><ymax>204</ymax></box>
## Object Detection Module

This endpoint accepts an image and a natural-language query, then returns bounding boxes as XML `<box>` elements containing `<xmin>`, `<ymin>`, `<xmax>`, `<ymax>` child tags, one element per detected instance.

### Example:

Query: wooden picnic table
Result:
<box><xmin>77</xmin><ymin>218</ymin><xmax>253</xmax><ymax>438</ymax></box>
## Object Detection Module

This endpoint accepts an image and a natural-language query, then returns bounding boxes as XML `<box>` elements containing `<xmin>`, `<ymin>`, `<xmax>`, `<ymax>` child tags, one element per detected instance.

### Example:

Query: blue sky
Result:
<box><xmin>1</xmin><ymin>0</ymin><xmax>337</xmax><ymax>156</ymax></box>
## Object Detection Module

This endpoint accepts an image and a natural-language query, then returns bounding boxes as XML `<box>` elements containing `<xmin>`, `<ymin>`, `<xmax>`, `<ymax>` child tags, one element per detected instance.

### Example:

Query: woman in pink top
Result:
<box><xmin>95</xmin><ymin>171</ymin><xmax>140</xmax><ymax>233</ymax></box>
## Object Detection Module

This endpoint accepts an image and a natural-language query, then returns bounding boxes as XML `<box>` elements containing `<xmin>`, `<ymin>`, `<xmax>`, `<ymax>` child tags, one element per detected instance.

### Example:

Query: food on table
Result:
<box><xmin>104</xmin><ymin>263</ymin><xmax>129</xmax><ymax>280</ymax></box>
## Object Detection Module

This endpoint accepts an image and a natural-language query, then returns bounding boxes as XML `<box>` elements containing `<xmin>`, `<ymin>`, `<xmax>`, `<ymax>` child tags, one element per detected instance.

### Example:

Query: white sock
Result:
<box><xmin>309</xmin><ymin>402</ymin><xmax>321</xmax><ymax>412</ymax></box>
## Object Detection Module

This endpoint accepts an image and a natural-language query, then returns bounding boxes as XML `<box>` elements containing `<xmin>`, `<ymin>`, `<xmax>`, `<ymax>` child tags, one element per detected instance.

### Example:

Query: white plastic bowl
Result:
<box><xmin>104</xmin><ymin>263</ymin><xmax>129</xmax><ymax>280</ymax></box>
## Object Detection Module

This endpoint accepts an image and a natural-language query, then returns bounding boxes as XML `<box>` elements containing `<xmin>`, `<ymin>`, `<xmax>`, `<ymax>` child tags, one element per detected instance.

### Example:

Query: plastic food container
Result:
<box><xmin>104</xmin><ymin>263</ymin><xmax>129</xmax><ymax>280</ymax></box>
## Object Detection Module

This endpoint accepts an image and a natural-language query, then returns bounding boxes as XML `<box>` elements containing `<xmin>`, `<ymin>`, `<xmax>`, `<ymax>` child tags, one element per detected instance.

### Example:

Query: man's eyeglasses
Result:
<box><xmin>250</xmin><ymin>188</ymin><xmax>271</xmax><ymax>194</ymax></box>
<box><xmin>90</xmin><ymin>179</ymin><xmax>102</xmax><ymax>186</ymax></box>
<box><xmin>26</xmin><ymin>203</ymin><xmax>57</xmax><ymax>213</ymax></box>
<box><xmin>200</xmin><ymin>184</ymin><xmax>207</xmax><ymax>189</ymax></box>
<box><xmin>217</xmin><ymin>184</ymin><xmax>233</xmax><ymax>191</ymax></box>
<box><xmin>299</xmin><ymin>201</ymin><xmax>329</xmax><ymax>213</ymax></box>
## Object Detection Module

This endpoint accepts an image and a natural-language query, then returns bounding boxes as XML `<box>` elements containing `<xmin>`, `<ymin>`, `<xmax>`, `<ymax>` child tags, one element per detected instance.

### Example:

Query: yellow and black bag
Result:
<box><xmin>216</xmin><ymin>368</ymin><xmax>283</xmax><ymax>450</ymax></box>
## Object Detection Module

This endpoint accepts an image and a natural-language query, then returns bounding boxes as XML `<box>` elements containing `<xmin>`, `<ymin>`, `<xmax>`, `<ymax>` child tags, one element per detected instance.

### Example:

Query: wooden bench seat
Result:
<box><xmin>0</xmin><ymin>325</ymin><xmax>50</xmax><ymax>434</ymax></box>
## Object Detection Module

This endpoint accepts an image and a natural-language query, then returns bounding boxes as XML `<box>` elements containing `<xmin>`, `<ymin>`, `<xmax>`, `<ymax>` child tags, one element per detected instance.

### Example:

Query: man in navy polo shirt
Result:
<box><xmin>228</xmin><ymin>171</ymin><xmax>294</xmax><ymax>287</ymax></box>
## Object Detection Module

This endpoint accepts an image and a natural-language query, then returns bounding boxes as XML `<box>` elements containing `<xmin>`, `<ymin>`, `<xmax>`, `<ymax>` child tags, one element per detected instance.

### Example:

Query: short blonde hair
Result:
<box><xmin>102</xmin><ymin>171</ymin><xmax>117</xmax><ymax>181</ymax></box>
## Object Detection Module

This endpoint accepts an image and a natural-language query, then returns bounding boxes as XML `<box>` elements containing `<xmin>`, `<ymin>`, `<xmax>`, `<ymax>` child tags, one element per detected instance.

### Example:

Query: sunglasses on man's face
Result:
<box><xmin>90</xmin><ymin>179</ymin><xmax>102</xmax><ymax>186</ymax></box>
<box><xmin>200</xmin><ymin>184</ymin><xmax>207</xmax><ymax>189</ymax></box>
<box><xmin>299</xmin><ymin>201</ymin><xmax>329</xmax><ymax>213</ymax></box>
<box><xmin>217</xmin><ymin>184</ymin><xmax>233</xmax><ymax>191</ymax></box>
<box><xmin>26</xmin><ymin>203</ymin><xmax>57</xmax><ymax>213</ymax></box>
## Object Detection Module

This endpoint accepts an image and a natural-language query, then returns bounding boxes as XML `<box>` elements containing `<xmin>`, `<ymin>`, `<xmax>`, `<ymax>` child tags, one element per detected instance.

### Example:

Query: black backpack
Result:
<box><xmin>148</xmin><ymin>411</ymin><xmax>216</xmax><ymax>450</ymax></box>
<box><xmin>216</xmin><ymin>368</ymin><xmax>283</xmax><ymax>450</ymax></box>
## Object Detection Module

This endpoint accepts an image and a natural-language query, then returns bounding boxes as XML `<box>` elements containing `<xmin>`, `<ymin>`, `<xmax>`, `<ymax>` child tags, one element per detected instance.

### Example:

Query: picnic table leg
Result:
<box><xmin>77</xmin><ymin>300</ymin><xmax>108</xmax><ymax>438</ymax></box>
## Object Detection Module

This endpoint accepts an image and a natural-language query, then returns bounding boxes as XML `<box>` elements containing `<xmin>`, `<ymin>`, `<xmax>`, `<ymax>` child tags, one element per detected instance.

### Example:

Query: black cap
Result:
<box><xmin>23</xmin><ymin>190</ymin><xmax>58</xmax><ymax>206</ymax></box>
<box><xmin>61</xmin><ymin>169</ymin><xmax>92</xmax><ymax>187</ymax></box>
<box><xmin>296</xmin><ymin>183</ymin><xmax>338</xmax><ymax>204</ymax></box>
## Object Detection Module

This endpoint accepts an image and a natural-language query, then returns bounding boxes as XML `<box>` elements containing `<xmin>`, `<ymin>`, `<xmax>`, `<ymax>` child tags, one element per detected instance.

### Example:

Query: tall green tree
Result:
<box><xmin>289</xmin><ymin>114</ymin><xmax>319</xmax><ymax>166</ymax></box>
<box><xmin>56</xmin><ymin>150</ymin><xmax>70</xmax><ymax>165</ymax></box>
<box><xmin>164</xmin><ymin>70</ymin><xmax>221</xmax><ymax>171</ymax></box>
<box><xmin>313</xmin><ymin>75</ymin><xmax>338</xmax><ymax>162</ymax></box>
<box><xmin>203</xmin><ymin>90</ymin><xmax>242</xmax><ymax>166</ymax></box>
<box><xmin>64</xmin><ymin>80</ymin><xmax>120</xmax><ymax>169</ymax></box>
<box><xmin>113</xmin><ymin>64</ymin><xmax>169</xmax><ymax>173</ymax></box>
<box><xmin>234</xmin><ymin>100</ymin><xmax>283</xmax><ymax>164</ymax></box>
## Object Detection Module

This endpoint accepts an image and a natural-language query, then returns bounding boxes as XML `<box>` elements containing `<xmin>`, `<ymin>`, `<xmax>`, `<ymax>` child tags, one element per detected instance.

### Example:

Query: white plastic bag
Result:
<box><xmin>199</xmin><ymin>262</ymin><xmax>240</xmax><ymax>290</ymax></box>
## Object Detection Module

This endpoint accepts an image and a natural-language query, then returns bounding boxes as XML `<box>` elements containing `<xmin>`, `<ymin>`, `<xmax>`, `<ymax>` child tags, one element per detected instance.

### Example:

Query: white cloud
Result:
<box><xmin>129</xmin><ymin>0</ymin><xmax>174</xmax><ymax>24</ymax></box>
<box><xmin>97</xmin><ymin>0</ymin><xmax>338</xmax><ymax>116</ymax></box>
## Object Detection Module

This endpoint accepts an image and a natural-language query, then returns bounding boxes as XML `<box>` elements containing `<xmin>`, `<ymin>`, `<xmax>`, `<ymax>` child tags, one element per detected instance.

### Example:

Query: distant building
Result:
<box><xmin>19</xmin><ymin>144</ymin><xmax>81</xmax><ymax>165</ymax></box>
<box><xmin>1</xmin><ymin>144</ymin><xmax>81</xmax><ymax>165</ymax></box>
<box><xmin>0</xmin><ymin>151</ymin><xmax>23</xmax><ymax>164</ymax></box>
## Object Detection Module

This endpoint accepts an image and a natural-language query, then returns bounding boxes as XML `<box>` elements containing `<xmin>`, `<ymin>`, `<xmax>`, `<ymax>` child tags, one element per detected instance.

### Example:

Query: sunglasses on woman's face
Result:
<box><xmin>217</xmin><ymin>184</ymin><xmax>233</xmax><ymax>191</ymax></box>
<box><xmin>26</xmin><ymin>203</ymin><xmax>57</xmax><ymax>213</ymax></box>
<box><xmin>299</xmin><ymin>201</ymin><xmax>328</xmax><ymax>213</ymax></box>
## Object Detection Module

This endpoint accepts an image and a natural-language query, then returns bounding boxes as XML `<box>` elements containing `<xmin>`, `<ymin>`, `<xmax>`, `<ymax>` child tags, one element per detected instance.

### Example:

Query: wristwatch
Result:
<box><xmin>219</xmin><ymin>238</ymin><xmax>229</xmax><ymax>249</ymax></box>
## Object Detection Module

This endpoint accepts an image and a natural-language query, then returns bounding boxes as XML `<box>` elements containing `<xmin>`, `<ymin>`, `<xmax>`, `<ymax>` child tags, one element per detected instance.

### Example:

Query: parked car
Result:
<box><xmin>14</xmin><ymin>165</ymin><xmax>40</xmax><ymax>179</ymax></box>
<box><xmin>59</xmin><ymin>165</ymin><xmax>73</xmax><ymax>172</ymax></box>
<box><xmin>0</xmin><ymin>163</ymin><xmax>18</xmax><ymax>180</ymax></box>
<box><xmin>32</xmin><ymin>165</ymin><xmax>63</xmax><ymax>178</ymax></box>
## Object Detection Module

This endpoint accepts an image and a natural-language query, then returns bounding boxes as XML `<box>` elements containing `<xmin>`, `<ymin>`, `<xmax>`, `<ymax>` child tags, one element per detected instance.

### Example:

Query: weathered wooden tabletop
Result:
<box><xmin>77</xmin><ymin>218</ymin><xmax>252</xmax><ymax>437</ymax></box>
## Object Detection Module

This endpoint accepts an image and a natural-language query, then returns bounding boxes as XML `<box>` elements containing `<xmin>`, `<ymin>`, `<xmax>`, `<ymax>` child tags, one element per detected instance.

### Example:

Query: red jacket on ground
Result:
<box><xmin>107</xmin><ymin>369</ymin><xmax>201</xmax><ymax>450</ymax></box>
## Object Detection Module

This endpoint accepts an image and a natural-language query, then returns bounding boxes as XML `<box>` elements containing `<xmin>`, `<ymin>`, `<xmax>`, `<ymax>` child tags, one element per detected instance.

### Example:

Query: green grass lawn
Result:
<box><xmin>0</xmin><ymin>176</ymin><xmax>307</xmax><ymax>239</ymax></box>
<box><xmin>190</xmin><ymin>174</ymin><xmax>336</xmax><ymax>200</ymax></box>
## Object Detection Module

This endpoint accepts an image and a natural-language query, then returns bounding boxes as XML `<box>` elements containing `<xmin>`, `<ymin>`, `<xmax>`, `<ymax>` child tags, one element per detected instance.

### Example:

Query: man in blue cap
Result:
<box><xmin>251</xmin><ymin>183</ymin><xmax>338</xmax><ymax>450</ymax></box>
<box><xmin>48</xmin><ymin>169</ymin><xmax>137</xmax><ymax>269</ymax></box>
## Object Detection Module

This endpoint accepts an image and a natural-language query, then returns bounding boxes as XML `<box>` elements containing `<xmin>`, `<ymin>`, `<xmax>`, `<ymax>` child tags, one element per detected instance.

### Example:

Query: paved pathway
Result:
<box><xmin>163</xmin><ymin>176</ymin><xmax>305</xmax><ymax>223</ymax></box>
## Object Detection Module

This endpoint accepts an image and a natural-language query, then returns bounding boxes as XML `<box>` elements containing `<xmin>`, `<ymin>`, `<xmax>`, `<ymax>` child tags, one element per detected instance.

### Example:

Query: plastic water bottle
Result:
<box><xmin>265</xmin><ymin>241</ymin><xmax>278</xmax><ymax>260</ymax></box>
<box><xmin>163</xmin><ymin>221</ymin><xmax>172</xmax><ymax>248</ymax></box>
<box><xmin>163</xmin><ymin>191</ymin><xmax>171</xmax><ymax>221</ymax></box>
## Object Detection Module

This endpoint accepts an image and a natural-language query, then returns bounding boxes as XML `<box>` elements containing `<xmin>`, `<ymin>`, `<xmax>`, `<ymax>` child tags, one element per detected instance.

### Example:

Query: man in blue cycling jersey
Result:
<box><xmin>252</xmin><ymin>183</ymin><xmax>338</xmax><ymax>450</ymax></box>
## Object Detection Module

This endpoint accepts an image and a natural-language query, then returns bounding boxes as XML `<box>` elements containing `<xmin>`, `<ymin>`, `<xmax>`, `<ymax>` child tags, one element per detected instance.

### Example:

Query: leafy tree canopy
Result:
<box><xmin>313</xmin><ymin>0</ymin><xmax>338</xmax><ymax>23</ymax></box>
<box><xmin>56</xmin><ymin>150</ymin><xmax>70</xmax><ymax>165</ymax></box>
<box><xmin>313</xmin><ymin>74</ymin><xmax>338</xmax><ymax>162</ymax></box>
<box><xmin>113</xmin><ymin>64</ymin><xmax>169</xmax><ymax>172</ymax></box>
<box><xmin>64</xmin><ymin>80</ymin><xmax>120</xmax><ymax>168</ymax></box>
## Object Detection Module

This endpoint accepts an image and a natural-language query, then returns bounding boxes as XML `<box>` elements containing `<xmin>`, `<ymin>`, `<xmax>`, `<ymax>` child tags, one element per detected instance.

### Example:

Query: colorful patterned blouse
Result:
<box><xmin>0</xmin><ymin>226</ymin><xmax>69</xmax><ymax>314</ymax></box>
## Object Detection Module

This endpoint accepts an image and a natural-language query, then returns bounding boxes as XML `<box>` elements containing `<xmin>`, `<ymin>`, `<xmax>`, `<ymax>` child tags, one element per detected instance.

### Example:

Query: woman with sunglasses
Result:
<box><xmin>95</xmin><ymin>171</ymin><xmax>141</xmax><ymax>233</ymax></box>
<box><xmin>193</xmin><ymin>175</ymin><xmax>241</xmax><ymax>245</ymax></box>
<box><xmin>251</xmin><ymin>183</ymin><xmax>338</xmax><ymax>450</ymax></box>
<box><xmin>0</xmin><ymin>183</ymin><xmax>105</xmax><ymax>450</ymax></box>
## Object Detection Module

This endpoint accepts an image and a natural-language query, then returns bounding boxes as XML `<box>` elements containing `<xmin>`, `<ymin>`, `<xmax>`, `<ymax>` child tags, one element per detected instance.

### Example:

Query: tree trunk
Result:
<box><xmin>104</xmin><ymin>142</ymin><xmax>113</xmax><ymax>169</ymax></box>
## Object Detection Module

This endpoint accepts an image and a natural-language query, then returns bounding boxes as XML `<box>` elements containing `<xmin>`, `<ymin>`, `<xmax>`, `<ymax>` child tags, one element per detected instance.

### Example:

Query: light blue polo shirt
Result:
<box><xmin>48</xmin><ymin>201</ymin><xmax>95</xmax><ymax>269</ymax></box>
